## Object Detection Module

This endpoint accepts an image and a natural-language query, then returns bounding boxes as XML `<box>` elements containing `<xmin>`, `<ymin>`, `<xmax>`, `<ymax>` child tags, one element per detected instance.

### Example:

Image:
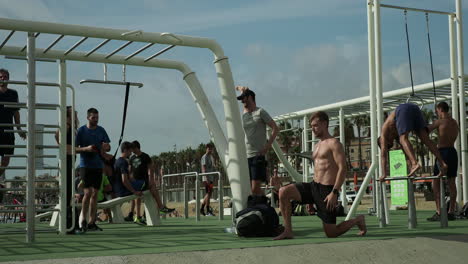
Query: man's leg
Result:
<box><xmin>81</xmin><ymin>187</ymin><xmax>91</xmax><ymax>228</ymax></box>
<box><xmin>417</xmin><ymin>129</ymin><xmax>448</xmax><ymax>174</ymax></box>
<box><xmin>273</xmin><ymin>184</ymin><xmax>302</xmax><ymax>240</ymax></box>
<box><xmin>88</xmin><ymin>188</ymin><xmax>99</xmax><ymax>224</ymax></box>
<box><xmin>149</xmin><ymin>184</ymin><xmax>164</xmax><ymax>209</ymax></box>
<box><xmin>448</xmin><ymin>177</ymin><xmax>457</xmax><ymax>214</ymax></box>
<box><xmin>0</xmin><ymin>156</ymin><xmax>10</xmax><ymax>179</ymax></box>
<box><xmin>251</xmin><ymin>180</ymin><xmax>264</xmax><ymax>196</ymax></box>
<box><xmin>135</xmin><ymin>198</ymin><xmax>142</xmax><ymax>218</ymax></box>
<box><xmin>322</xmin><ymin>215</ymin><xmax>367</xmax><ymax>238</ymax></box>
<box><xmin>399</xmin><ymin>133</ymin><xmax>420</xmax><ymax>176</ymax></box>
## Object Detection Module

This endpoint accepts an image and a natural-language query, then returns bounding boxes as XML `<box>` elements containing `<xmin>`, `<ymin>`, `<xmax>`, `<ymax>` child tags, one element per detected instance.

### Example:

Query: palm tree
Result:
<box><xmin>351</xmin><ymin>115</ymin><xmax>370</xmax><ymax>170</ymax></box>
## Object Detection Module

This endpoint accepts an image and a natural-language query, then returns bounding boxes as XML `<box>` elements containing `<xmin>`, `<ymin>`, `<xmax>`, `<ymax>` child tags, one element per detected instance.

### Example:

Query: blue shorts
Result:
<box><xmin>248</xmin><ymin>155</ymin><xmax>267</xmax><ymax>182</ymax></box>
<box><xmin>118</xmin><ymin>179</ymin><xmax>146</xmax><ymax>197</ymax></box>
<box><xmin>434</xmin><ymin>147</ymin><xmax>458</xmax><ymax>178</ymax></box>
<box><xmin>395</xmin><ymin>103</ymin><xmax>427</xmax><ymax>136</ymax></box>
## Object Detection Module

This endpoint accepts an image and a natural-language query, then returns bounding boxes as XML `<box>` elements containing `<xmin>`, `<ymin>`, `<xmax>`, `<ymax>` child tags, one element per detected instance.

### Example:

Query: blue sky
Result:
<box><xmin>0</xmin><ymin>0</ymin><xmax>467</xmax><ymax>177</ymax></box>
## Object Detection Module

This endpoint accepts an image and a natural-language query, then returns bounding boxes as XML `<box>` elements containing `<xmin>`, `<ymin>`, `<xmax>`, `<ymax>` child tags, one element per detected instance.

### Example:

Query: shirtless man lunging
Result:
<box><xmin>427</xmin><ymin>102</ymin><xmax>459</xmax><ymax>221</ymax></box>
<box><xmin>379</xmin><ymin>103</ymin><xmax>448</xmax><ymax>181</ymax></box>
<box><xmin>274</xmin><ymin>111</ymin><xmax>366</xmax><ymax>240</ymax></box>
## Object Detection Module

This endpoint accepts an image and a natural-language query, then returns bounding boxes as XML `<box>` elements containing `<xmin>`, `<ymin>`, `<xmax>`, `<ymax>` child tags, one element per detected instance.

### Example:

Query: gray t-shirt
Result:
<box><xmin>242</xmin><ymin>107</ymin><xmax>273</xmax><ymax>158</ymax></box>
<box><xmin>201</xmin><ymin>153</ymin><xmax>215</xmax><ymax>181</ymax></box>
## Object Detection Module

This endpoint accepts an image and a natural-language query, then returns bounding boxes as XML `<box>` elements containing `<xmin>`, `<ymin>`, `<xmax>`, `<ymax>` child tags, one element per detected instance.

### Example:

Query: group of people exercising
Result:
<box><xmin>0</xmin><ymin>66</ymin><xmax>460</xmax><ymax>238</ymax></box>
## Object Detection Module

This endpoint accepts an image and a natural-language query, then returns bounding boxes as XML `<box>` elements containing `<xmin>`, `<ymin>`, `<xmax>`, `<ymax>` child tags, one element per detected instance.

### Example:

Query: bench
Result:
<box><xmin>49</xmin><ymin>190</ymin><xmax>161</xmax><ymax>227</ymax></box>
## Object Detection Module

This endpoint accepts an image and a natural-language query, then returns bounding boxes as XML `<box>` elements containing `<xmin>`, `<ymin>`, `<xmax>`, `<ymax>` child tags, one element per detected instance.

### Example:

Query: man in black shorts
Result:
<box><xmin>236</xmin><ymin>86</ymin><xmax>279</xmax><ymax>195</ymax></box>
<box><xmin>427</xmin><ymin>102</ymin><xmax>459</xmax><ymax>221</ymax></box>
<box><xmin>126</xmin><ymin>140</ymin><xmax>174</xmax><ymax>224</ymax></box>
<box><xmin>0</xmin><ymin>69</ymin><xmax>26</xmax><ymax>198</ymax></box>
<box><xmin>75</xmin><ymin>108</ymin><xmax>110</xmax><ymax>232</ymax></box>
<box><xmin>274</xmin><ymin>111</ymin><xmax>366</xmax><ymax>240</ymax></box>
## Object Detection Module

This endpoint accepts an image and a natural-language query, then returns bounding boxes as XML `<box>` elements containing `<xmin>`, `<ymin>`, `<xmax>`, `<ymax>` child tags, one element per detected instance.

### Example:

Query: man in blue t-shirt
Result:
<box><xmin>75</xmin><ymin>108</ymin><xmax>110</xmax><ymax>232</ymax></box>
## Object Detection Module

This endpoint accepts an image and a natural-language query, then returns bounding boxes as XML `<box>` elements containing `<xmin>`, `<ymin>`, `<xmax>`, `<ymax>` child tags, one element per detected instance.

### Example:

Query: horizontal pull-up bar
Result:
<box><xmin>380</xmin><ymin>4</ymin><xmax>454</xmax><ymax>16</ymax></box>
<box><xmin>5</xmin><ymin>55</ymin><xmax>56</xmax><ymax>63</ymax></box>
<box><xmin>79</xmin><ymin>79</ymin><xmax>143</xmax><ymax>88</ymax></box>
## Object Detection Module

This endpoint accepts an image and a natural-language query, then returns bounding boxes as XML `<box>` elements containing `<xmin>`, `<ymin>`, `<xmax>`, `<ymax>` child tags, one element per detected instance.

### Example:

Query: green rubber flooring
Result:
<box><xmin>0</xmin><ymin>211</ymin><xmax>467</xmax><ymax>262</ymax></box>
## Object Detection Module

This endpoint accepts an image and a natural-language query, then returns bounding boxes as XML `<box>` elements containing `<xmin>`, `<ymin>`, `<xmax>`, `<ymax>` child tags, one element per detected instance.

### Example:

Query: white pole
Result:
<box><xmin>302</xmin><ymin>115</ymin><xmax>309</xmax><ymax>182</ymax></box>
<box><xmin>449</xmin><ymin>14</ymin><xmax>462</xmax><ymax>206</ymax></box>
<box><xmin>339</xmin><ymin>108</ymin><xmax>348</xmax><ymax>213</ymax></box>
<box><xmin>26</xmin><ymin>32</ymin><xmax>36</xmax><ymax>243</ymax></box>
<box><xmin>456</xmin><ymin>0</ymin><xmax>468</xmax><ymax>204</ymax></box>
<box><xmin>374</xmin><ymin>0</ymin><xmax>385</xmax><ymax>219</ymax></box>
<box><xmin>213</xmin><ymin>57</ymin><xmax>250</xmax><ymax>213</ymax></box>
<box><xmin>58</xmin><ymin>60</ymin><xmax>67</xmax><ymax>234</ymax></box>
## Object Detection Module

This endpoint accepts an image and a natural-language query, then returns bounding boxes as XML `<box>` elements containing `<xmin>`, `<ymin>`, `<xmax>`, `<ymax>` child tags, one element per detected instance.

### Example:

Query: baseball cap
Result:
<box><xmin>236</xmin><ymin>89</ymin><xmax>256</xmax><ymax>100</ymax></box>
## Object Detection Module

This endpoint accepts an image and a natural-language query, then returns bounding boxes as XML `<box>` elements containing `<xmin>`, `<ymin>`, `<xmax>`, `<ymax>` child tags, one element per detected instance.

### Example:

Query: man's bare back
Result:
<box><xmin>312</xmin><ymin>138</ymin><xmax>342</xmax><ymax>186</ymax></box>
<box><xmin>432</xmin><ymin>118</ymin><xmax>458</xmax><ymax>148</ymax></box>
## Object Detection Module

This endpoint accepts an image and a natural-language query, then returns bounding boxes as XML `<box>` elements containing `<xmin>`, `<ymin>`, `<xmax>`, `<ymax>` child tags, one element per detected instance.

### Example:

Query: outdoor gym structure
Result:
<box><xmin>0</xmin><ymin>0</ymin><xmax>466</xmax><ymax>243</ymax></box>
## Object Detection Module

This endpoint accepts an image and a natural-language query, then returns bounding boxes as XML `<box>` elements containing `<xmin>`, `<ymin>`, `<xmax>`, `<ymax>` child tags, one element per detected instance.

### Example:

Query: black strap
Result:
<box><xmin>113</xmin><ymin>82</ymin><xmax>131</xmax><ymax>158</ymax></box>
<box><xmin>425</xmin><ymin>13</ymin><xmax>437</xmax><ymax>106</ymax></box>
<box><xmin>404</xmin><ymin>10</ymin><xmax>415</xmax><ymax>97</ymax></box>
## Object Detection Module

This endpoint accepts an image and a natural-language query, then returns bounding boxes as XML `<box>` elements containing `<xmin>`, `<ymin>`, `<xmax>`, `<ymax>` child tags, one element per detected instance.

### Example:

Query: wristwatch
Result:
<box><xmin>332</xmin><ymin>188</ymin><xmax>339</xmax><ymax>195</ymax></box>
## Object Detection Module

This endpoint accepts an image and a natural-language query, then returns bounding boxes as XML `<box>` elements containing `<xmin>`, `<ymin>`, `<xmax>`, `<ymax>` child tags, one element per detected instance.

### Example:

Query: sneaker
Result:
<box><xmin>200</xmin><ymin>208</ymin><xmax>206</xmax><ymax>216</ymax></box>
<box><xmin>80</xmin><ymin>220</ymin><xmax>88</xmax><ymax>232</ymax></box>
<box><xmin>160</xmin><ymin>206</ymin><xmax>176</xmax><ymax>214</ymax></box>
<box><xmin>206</xmin><ymin>212</ymin><xmax>216</xmax><ymax>217</ymax></box>
<box><xmin>427</xmin><ymin>212</ymin><xmax>440</xmax><ymax>222</ymax></box>
<box><xmin>87</xmin><ymin>223</ymin><xmax>103</xmax><ymax>231</ymax></box>
<box><xmin>124</xmin><ymin>212</ymin><xmax>134</xmax><ymax>222</ymax></box>
<box><xmin>448</xmin><ymin>213</ymin><xmax>456</xmax><ymax>221</ymax></box>
<box><xmin>134</xmin><ymin>216</ymin><xmax>147</xmax><ymax>226</ymax></box>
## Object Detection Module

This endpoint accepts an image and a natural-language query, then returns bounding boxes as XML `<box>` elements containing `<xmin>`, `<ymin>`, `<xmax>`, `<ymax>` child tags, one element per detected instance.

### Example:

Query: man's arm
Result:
<box><xmin>261</xmin><ymin>120</ymin><xmax>279</xmax><ymax>155</ymax></box>
<box><xmin>379</xmin><ymin>141</ymin><xmax>389</xmax><ymax>181</ymax></box>
<box><xmin>324</xmin><ymin>140</ymin><xmax>347</xmax><ymax>211</ymax></box>
<box><xmin>201</xmin><ymin>155</ymin><xmax>207</xmax><ymax>173</ymax></box>
<box><xmin>14</xmin><ymin>111</ymin><xmax>26</xmax><ymax>139</ymax></box>
<box><xmin>427</xmin><ymin>120</ymin><xmax>440</xmax><ymax>134</ymax></box>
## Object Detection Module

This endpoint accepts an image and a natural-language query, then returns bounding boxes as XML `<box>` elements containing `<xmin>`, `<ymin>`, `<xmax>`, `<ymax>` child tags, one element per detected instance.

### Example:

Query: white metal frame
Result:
<box><xmin>0</xmin><ymin>17</ymin><xmax>250</xmax><ymax>242</ymax></box>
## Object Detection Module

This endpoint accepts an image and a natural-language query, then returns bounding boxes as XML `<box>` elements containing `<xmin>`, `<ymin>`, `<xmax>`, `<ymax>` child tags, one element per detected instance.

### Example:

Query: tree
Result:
<box><xmin>351</xmin><ymin>115</ymin><xmax>370</xmax><ymax>170</ymax></box>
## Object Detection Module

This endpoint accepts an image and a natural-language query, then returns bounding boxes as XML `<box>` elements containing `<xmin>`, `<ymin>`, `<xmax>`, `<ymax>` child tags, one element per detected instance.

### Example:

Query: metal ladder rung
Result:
<box><xmin>0</xmin><ymin>188</ymin><xmax>60</xmax><ymax>192</ymax></box>
<box><xmin>5</xmin><ymin>154</ymin><xmax>57</xmax><ymax>158</ymax></box>
<box><xmin>0</xmin><ymin>166</ymin><xmax>59</xmax><ymax>170</ymax></box>
<box><xmin>0</xmin><ymin>123</ymin><xmax>60</xmax><ymax>128</ymax></box>
<box><xmin>0</xmin><ymin>102</ymin><xmax>60</xmax><ymax>109</ymax></box>
<box><xmin>2</xmin><ymin>130</ymin><xmax>57</xmax><ymax>134</ymax></box>
<box><xmin>5</xmin><ymin>179</ymin><xmax>58</xmax><ymax>183</ymax></box>
<box><xmin>0</xmin><ymin>145</ymin><xmax>59</xmax><ymax>149</ymax></box>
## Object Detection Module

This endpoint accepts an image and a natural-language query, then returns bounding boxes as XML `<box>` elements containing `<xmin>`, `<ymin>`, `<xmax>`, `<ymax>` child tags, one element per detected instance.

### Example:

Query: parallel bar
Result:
<box><xmin>0</xmin><ymin>30</ymin><xmax>15</xmax><ymax>50</ymax></box>
<box><xmin>79</xmin><ymin>79</ymin><xmax>143</xmax><ymax>88</ymax></box>
<box><xmin>0</xmin><ymin>101</ymin><xmax>60</xmax><ymax>109</ymax></box>
<box><xmin>43</xmin><ymin>35</ymin><xmax>64</xmax><ymax>53</ymax></box>
<box><xmin>2</xmin><ymin>204</ymin><xmax>57</xmax><ymax>207</ymax></box>
<box><xmin>0</xmin><ymin>123</ymin><xmax>59</xmax><ymax>128</ymax></box>
<box><xmin>0</xmin><ymin>209</ymin><xmax>60</xmax><ymax>213</ymax></box>
<box><xmin>105</xmin><ymin>41</ymin><xmax>133</xmax><ymax>59</ymax></box>
<box><xmin>125</xmin><ymin>43</ymin><xmax>154</xmax><ymax>60</ymax></box>
<box><xmin>144</xmin><ymin>45</ymin><xmax>175</xmax><ymax>62</ymax></box>
<box><xmin>64</xmin><ymin>37</ymin><xmax>88</xmax><ymax>55</ymax></box>
<box><xmin>380</xmin><ymin>4</ymin><xmax>454</xmax><ymax>16</ymax></box>
<box><xmin>5</xmin><ymin>179</ymin><xmax>58</xmax><ymax>182</ymax></box>
<box><xmin>2</xmin><ymin>130</ymin><xmax>56</xmax><ymax>134</ymax></box>
<box><xmin>0</xmin><ymin>188</ymin><xmax>60</xmax><ymax>192</ymax></box>
<box><xmin>85</xmin><ymin>39</ymin><xmax>111</xmax><ymax>57</ymax></box>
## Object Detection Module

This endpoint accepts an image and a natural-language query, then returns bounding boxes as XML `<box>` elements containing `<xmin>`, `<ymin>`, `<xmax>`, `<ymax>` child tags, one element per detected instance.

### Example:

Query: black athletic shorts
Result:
<box><xmin>0</xmin><ymin>132</ymin><xmax>14</xmax><ymax>156</ymax></box>
<box><xmin>80</xmin><ymin>167</ymin><xmax>102</xmax><ymax>189</ymax></box>
<box><xmin>434</xmin><ymin>147</ymin><xmax>458</xmax><ymax>178</ymax></box>
<box><xmin>248</xmin><ymin>155</ymin><xmax>267</xmax><ymax>182</ymax></box>
<box><xmin>295</xmin><ymin>181</ymin><xmax>337</xmax><ymax>224</ymax></box>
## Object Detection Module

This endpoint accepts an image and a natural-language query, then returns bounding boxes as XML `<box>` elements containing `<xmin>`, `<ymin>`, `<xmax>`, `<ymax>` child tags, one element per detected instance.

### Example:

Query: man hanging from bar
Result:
<box><xmin>378</xmin><ymin>103</ymin><xmax>447</xmax><ymax>181</ymax></box>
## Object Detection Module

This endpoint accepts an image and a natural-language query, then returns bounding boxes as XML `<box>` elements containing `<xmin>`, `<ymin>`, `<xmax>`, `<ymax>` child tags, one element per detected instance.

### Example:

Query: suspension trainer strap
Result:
<box><xmin>404</xmin><ymin>10</ymin><xmax>415</xmax><ymax>97</ymax></box>
<box><xmin>425</xmin><ymin>13</ymin><xmax>437</xmax><ymax>106</ymax></box>
<box><xmin>113</xmin><ymin>82</ymin><xmax>131</xmax><ymax>158</ymax></box>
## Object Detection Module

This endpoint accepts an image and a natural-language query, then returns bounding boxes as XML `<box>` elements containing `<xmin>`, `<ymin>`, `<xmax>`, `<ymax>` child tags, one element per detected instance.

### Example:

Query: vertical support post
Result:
<box><xmin>58</xmin><ymin>60</ymin><xmax>67</xmax><ymax>234</ymax></box>
<box><xmin>449</xmin><ymin>14</ymin><xmax>463</xmax><ymax>206</ymax></box>
<box><xmin>339</xmin><ymin>108</ymin><xmax>348</xmax><ymax>213</ymax></box>
<box><xmin>26</xmin><ymin>32</ymin><xmax>36</xmax><ymax>243</ymax></box>
<box><xmin>195</xmin><ymin>173</ymin><xmax>200</xmax><ymax>222</ymax></box>
<box><xmin>439</xmin><ymin>178</ymin><xmax>448</xmax><ymax>228</ymax></box>
<box><xmin>213</xmin><ymin>57</ymin><xmax>250</xmax><ymax>215</ymax></box>
<box><xmin>302</xmin><ymin>116</ymin><xmax>309</xmax><ymax>182</ymax></box>
<box><xmin>379</xmin><ymin>182</ymin><xmax>386</xmax><ymax>227</ymax></box>
<box><xmin>161</xmin><ymin>177</ymin><xmax>166</xmax><ymax>219</ymax></box>
<box><xmin>183</xmin><ymin>177</ymin><xmax>188</xmax><ymax>219</ymax></box>
<box><xmin>374</xmin><ymin>0</ymin><xmax>385</xmax><ymax>218</ymax></box>
<box><xmin>310</xmin><ymin>126</ymin><xmax>316</xmax><ymax>180</ymax></box>
<box><xmin>456</xmin><ymin>0</ymin><xmax>468</xmax><ymax>204</ymax></box>
<box><xmin>407</xmin><ymin>178</ymin><xmax>417</xmax><ymax>229</ymax></box>
<box><xmin>218</xmin><ymin>173</ymin><xmax>224</xmax><ymax>220</ymax></box>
